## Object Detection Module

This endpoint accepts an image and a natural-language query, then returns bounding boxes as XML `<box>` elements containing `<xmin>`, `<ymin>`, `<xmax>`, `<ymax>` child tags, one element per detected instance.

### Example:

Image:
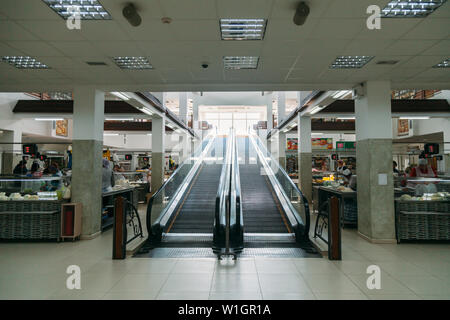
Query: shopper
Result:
<box><xmin>102</xmin><ymin>158</ymin><xmax>115</xmax><ymax>192</ymax></box>
<box><xmin>393</xmin><ymin>161</ymin><xmax>400</xmax><ymax>174</ymax></box>
<box><xmin>13</xmin><ymin>160</ymin><xmax>28</xmax><ymax>175</ymax></box>
<box><xmin>30</xmin><ymin>161</ymin><xmax>42</xmax><ymax>177</ymax></box>
<box><xmin>336</xmin><ymin>160</ymin><xmax>347</xmax><ymax>174</ymax></box>
<box><xmin>408</xmin><ymin>158</ymin><xmax>437</xmax><ymax>178</ymax></box>
<box><xmin>342</xmin><ymin>168</ymin><xmax>357</xmax><ymax>190</ymax></box>
<box><xmin>113</xmin><ymin>164</ymin><xmax>125</xmax><ymax>181</ymax></box>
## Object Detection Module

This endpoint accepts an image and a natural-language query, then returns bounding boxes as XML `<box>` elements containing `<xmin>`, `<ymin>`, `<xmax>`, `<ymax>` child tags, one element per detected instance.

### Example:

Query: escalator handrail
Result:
<box><xmin>249</xmin><ymin>134</ymin><xmax>311</xmax><ymax>241</ymax></box>
<box><xmin>147</xmin><ymin>133</ymin><xmax>216</xmax><ymax>238</ymax></box>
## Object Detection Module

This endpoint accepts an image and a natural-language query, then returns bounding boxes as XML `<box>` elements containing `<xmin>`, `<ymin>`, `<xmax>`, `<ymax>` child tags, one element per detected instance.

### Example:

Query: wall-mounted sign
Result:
<box><xmin>287</xmin><ymin>138</ymin><xmax>333</xmax><ymax>151</ymax></box>
<box><xmin>397</xmin><ymin>119</ymin><xmax>410</xmax><ymax>136</ymax></box>
<box><xmin>55</xmin><ymin>119</ymin><xmax>68</xmax><ymax>137</ymax></box>
<box><xmin>336</xmin><ymin>141</ymin><xmax>356</xmax><ymax>151</ymax></box>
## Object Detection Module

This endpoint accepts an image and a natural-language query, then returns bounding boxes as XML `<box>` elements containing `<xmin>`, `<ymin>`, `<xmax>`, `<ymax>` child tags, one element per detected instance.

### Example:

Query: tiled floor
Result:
<box><xmin>1</xmin><ymin>218</ymin><xmax>449</xmax><ymax>300</ymax></box>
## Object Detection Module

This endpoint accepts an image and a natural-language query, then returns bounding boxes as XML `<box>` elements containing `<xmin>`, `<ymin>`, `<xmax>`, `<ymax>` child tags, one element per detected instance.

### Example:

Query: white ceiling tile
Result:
<box><xmin>217</xmin><ymin>0</ymin><xmax>273</xmax><ymax>18</ymax></box>
<box><xmin>271</xmin><ymin>0</ymin><xmax>333</xmax><ymax>19</ymax></box>
<box><xmin>171</xmin><ymin>20</ymin><xmax>219</xmax><ymax>41</ymax></box>
<box><xmin>6</xmin><ymin>41</ymin><xmax>65</xmax><ymax>57</ymax></box>
<box><xmin>101</xmin><ymin>0</ymin><xmax>164</xmax><ymax>20</ymax></box>
<box><xmin>369</xmin><ymin>55</ymin><xmax>414</xmax><ymax>68</ymax></box>
<box><xmin>261</xmin><ymin>40</ymin><xmax>303</xmax><ymax>56</ymax></box>
<box><xmin>220</xmin><ymin>42</ymin><xmax>263</xmax><ymax>57</ymax></box>
<box><xmin>265</xmin><ymin>18</ymin><xmax>319</xmax><ymax>41</ymax></box>
<box><xmin>409</xmin><ymin>68</ymin><xmax>450</xmax><ymax>81</ymax></box>
<box><xmin>17</xmin><ymin>20</ymin><xmax>86</xmax><ymax>41</ymax></box>
<box><xmin>259</xmin><ymin>56</ymin><xmax>297</xmax><ymax>69</ymax></box>
<box><xmin>48</xmin><ymin>41</ymin><xmax>102</xmax><ymax>57</ymax></box>
<box><xmin>402</xmin><ymin>18</ymin><xmax>450</xmax><ymax>40</ymax></box>
<box><xmin>78</xmin><ymin>21</ymin><xmax>132</xmax><ymax>41</ymax></box>
<box><xmin>383</xmin><ymin>40</ymin><xmax>439</xmax><ymax>56</ymax></box>
<box><xmin>321</xmin><ymin>0</ymin><xmax>391</xmax><ymax>18</ymax></box>
<box><xmin>91</xmin><ymin>41</ymin><xmax>145</xmax><ymax>57</ymax></box>
<box><xmin>421</xmin><ymin>40</ymin><xmax>450</xmax><ymax>55</ymax></box>
<box><xmin>159</xmin><ymin>69</ymin><xmax>192</xmax><ymax>83</ymax></box>
<box><xmin>37</xmin><ymin>57</ymin><xmax>78</xmax><ymax>69</ymax></box>
<box><xmin>309</xmin><ymin>18</ymin><xmax>366</xmax><ymax>39</ymax></box>
<box><xmin>342</xmin><ymin>38</ymin><xmax>395</xmax><ymax>55</ymax></box>
<box><xmin>116</xmin><ymin>19</ymin><xmax>177</xmax><ymax>41</ymax></box>
<box><xmin>355</xmin><ymin>19</ymin><xmax>423</xmax><ymax>40</ymax></box>
<box><xmin>0</xmin><ymin>21</ymin><xmax>39</xmax><ymax>41</ymax></box>
<box><xmin>404</xmin><ymin>55</ymin><xmax>449</xmax><ymax>68</ymax></box>
<box><xmin>0</xmin><ymin>42</ymin><xmax>27</xmax><ymax>56</ymax></box>
<box><xmin>426</xmin><ymin>0</ymin><xmax>450</xmax><ymax>18</ymax></box>
<box><xmin>0</xmin><ymin>0</ymin><xmax>61</xmax><ymax>20</ymax></box>
<box><xmin>158</xmin><ymin>0</ymin><xmax>217</xmax><ymax>19</ymax></box>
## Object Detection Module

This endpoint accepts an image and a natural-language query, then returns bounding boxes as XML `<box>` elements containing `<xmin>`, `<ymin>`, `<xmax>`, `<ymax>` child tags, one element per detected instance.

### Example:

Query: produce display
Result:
<box><xmin>0</xmin><ymin>191</ymin><xmax>59</xmax><ymax>201</ymax></box>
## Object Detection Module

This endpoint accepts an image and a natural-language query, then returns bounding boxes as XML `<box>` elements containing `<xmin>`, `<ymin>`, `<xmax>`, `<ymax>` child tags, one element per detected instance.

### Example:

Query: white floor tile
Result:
<box><xmin>315</xmin><ymin>293</ymin><xmax>369</xmax><ymax>300</ymax></box>
<box><xmin>258</xmin><ymin>274</ymin><xmax>312</xmax><ymax>294</ymax></box>
<box><xmin>209</xmin><ymin>291</ymin><xmax>262</xmax><ymax>300</ymax></box>
<box><xmin>161</xmin><ymin>274</ymin><xmax>213</xmax><ymax>292</ymax></box>
<box><xmin>157</xmin><ymin>291</ymin><xmax>210</xmax><ymax>300</ymax></box>
<box><xmin>304</xmin><ymin>274</ymin><xmax>363</xmax><ymax>294</ymax></box>
<box><xmin>109</xmin><ymin>274</ymin><xmax>168</xmax><ymax>292</ymax></box>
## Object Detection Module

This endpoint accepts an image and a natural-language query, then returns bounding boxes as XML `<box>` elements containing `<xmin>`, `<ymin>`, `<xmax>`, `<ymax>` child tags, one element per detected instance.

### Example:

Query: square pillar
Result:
<box><xmin>179</xmin><ymin>92</ymin><xmax>188</xmax><ymax>125</ymax></box>
<box><xmin>298</xmin><ymin>115</ymin><xmax>312</xmax><ymax>204</ymax></box>
<box><xmin>71</xmin><ymin>87</ymin><xmax>104</xmax><ymax>239</ymax></box>
<box><xmin>278</xmin><ymin>131</ymin><xmax>286</xmax><ymax>169</ymax></box>
<box><xmin>266</xmin><ymin>93</ymin><xmax>273</xmax><ymax>131</ymax></box>
<box><xmin>355</xmin><ymin>81</ymin><xmax>395</xmax><ymax>243</ymax></box>
<box><xmin>0</xmin><ymin>130</ymin><xmax>22</xmax><ymax>174</ymax></box>
<box><xmin>151</xmin><ymin>115</ymin><xmax>166</xmax><ymax>193</ymax></box>
<box><xmin>277</xmin><ymin>91</ymin><xmax>286</xmax><ymax>123</ymax></box>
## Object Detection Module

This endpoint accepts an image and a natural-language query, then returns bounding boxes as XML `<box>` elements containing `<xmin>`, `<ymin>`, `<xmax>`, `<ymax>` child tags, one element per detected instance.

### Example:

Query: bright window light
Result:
<box><xmin>2</xmin><ymin>56</ymin><xmax>49</xmax><ymax>69</ymax></box>
<box><xmin>381</xmin><ymin>0</ymin><xmax>447</xmax><ymax>18</ymax></box>
<box><xmin>42</xmin><ymin>0</ymin><xmax>111</xmax><ymax>20</ymax></box>
<box><xmin>223</xmin><ymin>56</ymin><xmax>259</xmax><ymax>69</ymax></box>
<box><xmin>433</xmin><ymin>58</ymin><xmax>449</xmax><ymax>68</ymax></box>
<box><xmin>105</xmin><ymin>118</ymin><xmax>134</xmax><ymax>121</ymax></box>
<box><xmin>112</xmin><ymin>57</ymin><xmax>153</xmax><ymax>69</ymax></box>
<box><xmin>330</xmin><ymin>56</ymin><xmax>373</xmax><ymax>69</ymax></box>
<box><xmin>35</xmin><ymin>118</ymin><xmax>64</xmax><ymax>121</ymax></box>
<box><xmin>110</xmin><ymin>92</ymin><xmax>131</xmax><ymax>100</ymax></box>
<box><xmin>399</xmin><ymin>116</ymin><xmax>430</xmax><ymax>120</ymax></box>
<box><xmin>337</xmin><ymin>116</ymin><xmax>356</xmax><ymax>120</ymax></box>
<box><xmin>104</xmin><ymin>133</ymin><xmax>119</xmax><ymax>136</ymax></box>
<box><xmin>332</xmin><ymin>90</ymin><xmax>352</xmax><ymax>99</ymax></box>
<box><xmin>220</xmin><ymin>19</ymin><xmax>267</xmax><ymax>40</ymax></box>
<box><xmin>309</xmin><ymin>105</ymin><xmax>325</xmax><ymax>115</ymax></box>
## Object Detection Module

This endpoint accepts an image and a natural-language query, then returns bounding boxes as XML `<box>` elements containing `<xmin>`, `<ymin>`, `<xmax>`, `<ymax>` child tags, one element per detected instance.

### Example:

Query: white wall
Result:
<box><xmin>103</xmin><ymin>132</ymin><xmax>183</xmax><ymax>152</ymax></box>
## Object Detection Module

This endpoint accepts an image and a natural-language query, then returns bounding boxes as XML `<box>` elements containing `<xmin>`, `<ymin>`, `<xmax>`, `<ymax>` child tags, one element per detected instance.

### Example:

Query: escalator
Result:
<box><xmin>235</xmin><ymin>134</ymin><xmax>318</xmax><ymax>256</ymax></box>
<box><xmin>136</xmin><ymin>135</ymin><xmax>227</xmax><ymax>256</ymax></box>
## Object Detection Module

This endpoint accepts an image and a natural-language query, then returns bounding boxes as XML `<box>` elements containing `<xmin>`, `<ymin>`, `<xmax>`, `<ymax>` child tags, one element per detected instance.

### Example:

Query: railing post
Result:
<box><xmin>113</xmin><ymin>196</ymin><xmax>127</xmax><ymax>259</ymax></box>
<box><xmin>328</xmin><ymin>196</ymin><xmax>341</xmax><ymax>260</ymax></box>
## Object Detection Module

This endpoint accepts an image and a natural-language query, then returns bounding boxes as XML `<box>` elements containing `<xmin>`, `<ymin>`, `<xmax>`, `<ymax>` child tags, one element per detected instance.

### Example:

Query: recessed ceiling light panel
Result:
<box><xmin>2</xmin><ymin>56</ymin><xmax>49</xmax><ymax>69</ymax></box>
<box><xmin>220</xmin><ymin>19</ymin><xmax>267</xmax><ymax>40</ymax></box>
<box><xmin>112</xmin><ymin>57</ymin><xmax>153</xmax><ymax>69</ymax></box>
<box><xmin>42</xmin><ymin>0</ymin><xmax>111</xmax><ymax>20</ymax></box>
<box><xmin>330</xmin><ymin>56</ymin><xmax>374</xmax><ymax>69</ymax></box>
<box><xmin>223</xmin><ymin>56</ymin><xmax>259</xmax><ymax>70</ymax></box>
<box><xmin>433</xmin><ymin>58</ymin><xmax>449</xmax><ymax>68</ymax></box>
<box><xmin>381</xmin><ymin>0</ymin><xmax>447</xmax><ymax>18</ymax></box>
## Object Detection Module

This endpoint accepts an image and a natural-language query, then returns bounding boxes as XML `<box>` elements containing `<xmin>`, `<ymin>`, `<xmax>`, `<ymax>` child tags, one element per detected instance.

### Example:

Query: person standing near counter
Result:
<box><xmin>102</xmin><ymin>158</ymin><xmax>115</xmax><ymax>192</ymax></box>
<box><xmin>409</xmin><ymin>158</ymin><xmax>437</xmax><ymax>178</ymax></box>
<box><xmin>336</xmin><ymin>160</ymin><xmax>347</xmax><ymax>174</ymax></box>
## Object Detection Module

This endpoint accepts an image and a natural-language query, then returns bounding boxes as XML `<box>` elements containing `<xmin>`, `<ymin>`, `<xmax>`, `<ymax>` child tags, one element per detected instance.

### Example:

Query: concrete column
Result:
<box><xmin>71</xmin><ymin>87</ymin><xmax>104</xmax><ymax>239</ymax></box>
<box><xmin>192</xmin><ymin>94</ymin><xmax>202</xmax><ymax>151</ymax></box>
<box><xmin>298</xmin><ymin>115</ymin><xmax>312</xmax><ymax>204</ymax></box>
<box><xmin>355</xmin><ymin>80</ymin><xmax>395</xmax><ymax>243</ymax></box>
<box><xmin>179</xmin><ymin>92</ymin><xmax>188</xmax><ymax>125</ymax></box>
<box><xmin>151</xmin><ymin>115</ymin><xmax>166</xmax><ymax>194</ymax></box>
<box><xmin>278</xmin><ymin>91</ymin><xmax>286</xmax><ymax>123</ymax></box>
<box><xmin>278</xmin><ymin>131</ymin><xmax>286</xmax><ymax>170</ymax></box>
<box><xmin>0</xmin><ymin>130</ymin><xmax>22</xmax><ymax>174</ymax></box>
<box><xmin>266</xmin><ymin>93</ymin><xmax>273</xmax><ymax>131</ymax></box>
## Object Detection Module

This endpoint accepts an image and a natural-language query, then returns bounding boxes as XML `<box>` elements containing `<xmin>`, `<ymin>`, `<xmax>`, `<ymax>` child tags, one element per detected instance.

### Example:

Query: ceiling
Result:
<box><xmin>0</xmin><ymin>0</ymin><xmax>449</xmax><ymax>92</ymax></box>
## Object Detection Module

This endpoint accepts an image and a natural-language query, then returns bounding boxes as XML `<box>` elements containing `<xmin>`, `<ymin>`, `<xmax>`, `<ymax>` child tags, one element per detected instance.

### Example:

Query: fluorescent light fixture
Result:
<box><xmin>104</xmin><ymin>133</ymin><xmax>119</xmax><ymax>136</ymax></box>
<box><xmin>2</xmin><ymin>56</ymin><xmax>49</xmax><ymax>69</ymax></box>
<box><xmin>332</xmin><ymin>90</ymin><xmax>352</xmax><ymax>99</ymax></box>
<box><xmin>223</xmin><ymin>56</ymin><xmax>259</xmax><ymax>69</ymax></box>
<box><xmin>147</xmin><ymin>133</ymin><xmax>152</xmax><ymax>136</ymax></box>
<box><xmin>105</xmin><ymin>118</ymin><xmax>134</xmax><ymax>121</ymax></box>
<box><xmin>381</xmin><ymin>0</ymin><xmax>447</xmax><ymax>18</ymax></box>
<box><xmin>220</xmin><ymin>18</ymin><xmax>267</xmax><ymax>40</ymax></box>
<box><xmin>112</xmin><ymin>57</ymin><xmax>153</xmax><ymax>69</ymax></box>
<box><xmin>35</xmin><ymin>117</ymin><xmax>64</xmax><ymax>121</ymax></box>
<box><xmin>337</xmin><ymin>116</ymin><xmax>356</xmax><ymax>120</ymax></box>
<box><xmin>312</xmin><ymin>133</ymin><xmax>324</xmax><ymax>135</ymax></box>
<box><xmin>399</xmin><ymin>116</ymin><xmax>430</xmax><ymax>120</ymax></box>
<box><xmin>309</xmin><ymin>105</ymin><xmax>325</xmax><ymax>115</ymax></box>
<box><xmin>330</xmin><ymin>56</ymin><xmax>373</xmax><ymax>69</ymax></box>
<box><xmin>110</xmin><ymin>92</ymin><xmax>131</xmax><ymax>100</ymax></box>
<box><xmin>42</xmin><ymin>0</ymin><xmax>111</xmax><ymax>20</ymax></box>
<box><xmin>433</xmin><ymin>58</ymin><xmax>449</xmax><ymax>68</ymax></box>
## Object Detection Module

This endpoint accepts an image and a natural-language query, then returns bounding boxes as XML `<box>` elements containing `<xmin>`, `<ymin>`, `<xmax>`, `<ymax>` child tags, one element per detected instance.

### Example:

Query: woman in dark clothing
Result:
<box><xmin>13</xmin><ymin>161</ymin><xmax>28</xmax><ymax>175</ymax></box>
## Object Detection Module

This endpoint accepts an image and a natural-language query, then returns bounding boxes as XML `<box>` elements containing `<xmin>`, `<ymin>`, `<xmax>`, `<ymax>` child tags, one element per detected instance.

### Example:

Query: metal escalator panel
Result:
<box><xmin>238</xmin><ymin>137</ymin><xmax>290</xmax><ymax>234</ymax></box>
<box><xmin>167</xmin><ymin>163</ymin><xmax>223</xmax><ymax>233</ymax></box>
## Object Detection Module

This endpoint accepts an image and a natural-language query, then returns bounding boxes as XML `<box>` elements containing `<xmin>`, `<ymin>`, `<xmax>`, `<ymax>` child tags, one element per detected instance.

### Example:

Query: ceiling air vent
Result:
<box><xmin>86</xmin><ymin>61</ymin><xmax>108</xmax><ymax>66</ymax></box>
<box><xmin>376</xmin><ymin>60</ymin><xmax>399</xmax><ymax>65</ymax></box>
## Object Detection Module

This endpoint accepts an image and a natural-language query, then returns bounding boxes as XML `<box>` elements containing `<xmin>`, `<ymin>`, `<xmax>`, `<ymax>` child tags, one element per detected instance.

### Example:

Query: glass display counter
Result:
<box><xmin>113</xmin><ymin>170</ymin><xmax>150</xmax><ymax>203</ymax></box>
<box><xmin>0</xmin><ymin>175</ymin><xmax>70</xmax><ymax>200</ymax></box>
